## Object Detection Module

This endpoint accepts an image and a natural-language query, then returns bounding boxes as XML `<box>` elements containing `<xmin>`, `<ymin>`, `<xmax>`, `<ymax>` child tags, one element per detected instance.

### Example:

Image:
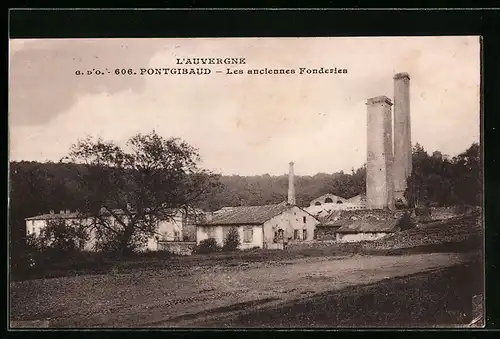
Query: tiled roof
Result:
<box><xmin>318</xmin><ymin>209</ymin><xmax>401</xmax><ymax>233</ymax></box>
<box><xmin>25</xmin><ymin>212</ymin><xmax>89</xmax><ymax>221</ymax></box>
<box><xmin>198</xmin><ymin>202</ymin><xmax>293</xmax><ymax>225</ymax></box>
<box><xmin>25</xmin><ymin>207</ymin><xmax>204</xmax><ymax>221</ymax></box>
<box><xmin>25</xmin><ymin>209</ymin><xmax>128</xmax><ymax>221</ymax></box>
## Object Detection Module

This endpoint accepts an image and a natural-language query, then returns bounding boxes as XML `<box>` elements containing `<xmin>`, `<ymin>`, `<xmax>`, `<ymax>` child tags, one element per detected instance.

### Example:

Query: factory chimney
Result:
<box><xmin>393</xmin><ymin>72</ymin><xmax>412</xmax><ymax>204</ymax></box>
<box><xmin>287</xmin><ymin>162</ymin><xmax>296</xmax><ymax>205</ymax></box>
<box><xmin>366</xmin><ymin>96</ymin><xmax>395</xmax><ymax>210</ymax></box>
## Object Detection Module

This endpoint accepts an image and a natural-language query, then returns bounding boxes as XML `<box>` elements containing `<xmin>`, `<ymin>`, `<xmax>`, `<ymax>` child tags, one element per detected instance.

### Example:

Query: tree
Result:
<box><xmin>404</xmin><ymin>143</ymin><xmax>429</xmax><ymax>208</ymax></box>
<box><xmin>37</xmin><ymin>219</ymin><xmax>89</xmax><ymax>254</ymax></box>
<box><xmin>453</xmin><ymin>142</ymin><xmax>481</xmax><ymax>206</ymax></box>
<box><xmin>222</xmin><ymin>227</ymin><xmax>240</xmax><ymax>252</ymax></box>
<box><xmin>64</xmin><ymin>131</ymin><xmax>220</xmax><ymax>257</ymax></box>
<box><xmin>404</xmin><ymin>142</ymin><xmax>481</xmax><ymax>208</ymax></box>
<box><xmin>194</xmin><ymin>238</ymin><xmax>220</xmax><ymax>254</ymax></box>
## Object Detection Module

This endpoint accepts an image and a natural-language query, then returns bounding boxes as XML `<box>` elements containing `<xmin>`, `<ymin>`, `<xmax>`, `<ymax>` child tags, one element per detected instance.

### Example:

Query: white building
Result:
<box><xmin>25</xmin><ymin>207</ymin><xmax>204</xmax><ymax>252</ymax></box>
<box><xmin>316</xmin><ymin>208</ymin><xmax>403</xmax><ymax>243</ymax></box>
<box><xmin>305</xmin><ymin>193</ymin><xmax>367</xmax><ymax>219</ymax></box>
<box><xmin>196</xmin><ymin>202</ymin><xmax>319</xmax><ymax>250</ymax></box>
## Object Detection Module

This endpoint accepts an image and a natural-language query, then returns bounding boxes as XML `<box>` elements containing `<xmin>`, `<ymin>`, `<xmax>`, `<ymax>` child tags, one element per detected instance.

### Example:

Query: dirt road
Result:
<box><xmin>10</xmin><ymin>252</ymin><xmax>473</xmax><ymax>328</ymax></box>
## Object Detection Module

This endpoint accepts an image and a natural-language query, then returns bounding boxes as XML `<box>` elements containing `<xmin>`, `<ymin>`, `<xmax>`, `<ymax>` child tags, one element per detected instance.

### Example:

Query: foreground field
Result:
<box><xmin>210</xmin><ymin>260</ymin><xmax>482</xmax><ymax>328</ymax></box>
<box><xmin>10</xmin><ymin>251</ymin><xmax>478</xmax><ymax>328</ymax></box>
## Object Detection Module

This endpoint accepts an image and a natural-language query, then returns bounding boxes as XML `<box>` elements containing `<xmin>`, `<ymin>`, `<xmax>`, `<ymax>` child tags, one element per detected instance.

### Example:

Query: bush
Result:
<box><xmin>398</xmin><ymin>212</ymin><xmax>415</xmax><ymax>231</ymax></box>
<box><xmin>395</xmin><ymin>199</ymin><xmax>407</xmax><ymax>210</ymax></box>
<box><xmin>222</xmin><ymin>227</ymin><xmax>240</xmax><ymax>252</ymax></box>
<box><xmin>194</xmin><ymin>238</ymin><xmax>220</xmax><ymax>254</ymax></box>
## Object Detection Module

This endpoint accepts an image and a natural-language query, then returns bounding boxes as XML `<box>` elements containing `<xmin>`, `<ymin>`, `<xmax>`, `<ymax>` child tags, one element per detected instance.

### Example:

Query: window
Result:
<box><xmin>243</xmin><ymin>226</ymin><xmax>253</xmax><ymax>243</ymax></box>
<box><xmin>174</xmin><ymin>230</ymin><xmax>180</xmax><ymax>241</ymax></box>
<box><xmin>303</xmin><ymin>229</ymin><xmax>308</xmax><ymax>240</ymax></box>
<box><xmin>303</xmin><ymin>216</ymin><xmax>306</xmax><ymax>223</ymax></box>
<box><xmin>337</xmin><ymin>200</ymin><xmax>343</xmax><ymax>204</ymax></box>
<box><xmin>293</xmin><ymin>230</ymin><xmax>299</xmax><ymax>240</ymax></box>
<box><xmin>325</xmin><ymin>197</ymin><xmax>333</xmax><ymax>203</ymax></box>
<box><xmin>278</xmin><ymin>229</ymin><xmax>284</xmax><ymax>239</ymax></box>
<box><xmin>313</xmin><ymin>229</ymin><xmax>318</xmax><ymax>239</ymax></box>
<box><xmin>315</xmin><ymin>202</ymin><xmax>322</xmax><ymax>206</ymax></box>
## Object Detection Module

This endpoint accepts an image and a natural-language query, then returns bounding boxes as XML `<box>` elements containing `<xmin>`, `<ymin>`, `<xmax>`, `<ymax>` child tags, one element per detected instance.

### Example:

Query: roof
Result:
<box><xmin>25</xmin><ymin>207</ymin><xmax>204</xmax><ymax>221</ymax></box>
<box><xmin>197</xmin><ymin>202</ymin><xmax>296</xmax><ymax>226</ymax></box>
<box><xmin>25</xmin><ymin>212</ymin><xmax>88</xmax><ymax>221</ymax></box>
<box><xmin>310</xmin><ymin>193</ymin><xmax>347</xmax><ymax>203</ymax></box>
<box><xmin>318</xmin><ymin>209</ymin><xmax>402</xmax><ymax>233</ymax></box>
<box><xmin>25</xmin><ymin>208</ymin><xmax>127</xmax><ymax>221</ymax></box>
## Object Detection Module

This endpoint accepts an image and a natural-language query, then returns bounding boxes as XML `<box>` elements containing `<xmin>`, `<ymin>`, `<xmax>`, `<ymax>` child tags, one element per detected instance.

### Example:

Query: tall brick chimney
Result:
<box><xmin>287</xmin><ymin>162</ymin><xmax>296</xmax><ymax>205</ymax></box>
<box><xmin>393</xmin><ymin>72</ymin><xmax>412</xmax><ymax>204</ymax></box>
<box><xmin>366</xmin><ymin>96</ymin><xmax>395</xmax><ymax>210</ymax></box>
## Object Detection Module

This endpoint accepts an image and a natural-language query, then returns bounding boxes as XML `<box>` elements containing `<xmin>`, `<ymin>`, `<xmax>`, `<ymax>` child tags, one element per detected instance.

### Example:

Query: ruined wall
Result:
<box><xmin>366</xmin><ymin>96</ymin><xmax>395</xmax><ymax>210</ymax></box>
<box><xmin>336</xmin><ymin>232</ymin><xmax>390</xmax><ymax>243</ymax></box>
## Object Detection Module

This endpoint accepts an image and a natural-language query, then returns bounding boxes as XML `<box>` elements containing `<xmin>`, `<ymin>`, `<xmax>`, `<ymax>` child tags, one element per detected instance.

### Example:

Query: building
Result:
<box><xmin>25</xmin><ymin>209</ymin><xmax>97</xmax><ymax>251</ymax></box>
<box><xmin>195</xmin><ymin>201</ymin><xmax>319</xmax><ymax>250</ymax></box>
<box><xmin>315</xmin><ymin>209</ymin><xmax>404</xmax><ymax>242</ymax></box>
<box><xmin>305</xmin><ymin>193</ymin><xmax>366</xmax><ymax>219</ymax></box>
<box><xmin>309</xmin><ymin>193</ymin><xmax>347</xmax><ymax>207</ymax></box>
<box><xmin>196</xmin><ymin>161</ymin><xmax>319</xmax><ymax>250</ymax></box>
<box><xmin>345</xmin><ymin>193</ymin><xmax>366</xmax><ymax>207</ymax></box>
<box><xmin>25</xmin><ymin>207</ymin><xmax>204</xmax><ymax>252</ymax></box>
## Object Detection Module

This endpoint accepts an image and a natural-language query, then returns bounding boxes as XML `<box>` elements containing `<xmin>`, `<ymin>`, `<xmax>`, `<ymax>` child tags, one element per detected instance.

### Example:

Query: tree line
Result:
<box><xmin>404</xmin><ymin>142</ymin><xmax>480</xmax><ymax>208</ymax></box>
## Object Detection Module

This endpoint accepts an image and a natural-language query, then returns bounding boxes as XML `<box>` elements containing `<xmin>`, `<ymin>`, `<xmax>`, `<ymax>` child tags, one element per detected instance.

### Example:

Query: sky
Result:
<box><xmin>9</xmin><ymin>37</ymin><xmax>480</xmax><ymax>176</ymax></box>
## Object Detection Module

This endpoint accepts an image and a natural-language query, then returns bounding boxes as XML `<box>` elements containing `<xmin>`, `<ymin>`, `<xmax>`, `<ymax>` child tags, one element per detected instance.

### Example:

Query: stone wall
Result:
<box><xmin>157</xmin><ymin>241</ymin><xmax>196</xmax><ymax>256</ymax></box>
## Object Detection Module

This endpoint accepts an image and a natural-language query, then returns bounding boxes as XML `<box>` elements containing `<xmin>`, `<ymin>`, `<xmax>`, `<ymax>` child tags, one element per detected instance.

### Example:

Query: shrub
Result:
<box><xmin>398</xmin><ymin>212</ymin><xmax>416</xmax><ymax>231</ymax></box>
<box><xmin>35</xmin><ymin>219</ymin><xmax>90</xmax><ymax>255</ymax></box>
<box><xmin>194</xmin><ymin>238</ymin><xmax>220</xmax><ymax>254</ymax></box>
<box><xmin>395</xmin><ymin>199</ymin><xmax>407</xmax><ymax>210</ymax></box>
<box><xmin>222</xmin><ymin>227</ymin><xmax>240</xmax><ymax>252</ymax></box>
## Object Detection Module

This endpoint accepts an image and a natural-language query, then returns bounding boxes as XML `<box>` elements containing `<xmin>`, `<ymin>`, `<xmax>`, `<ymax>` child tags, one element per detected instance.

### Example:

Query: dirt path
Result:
<box><xmin>10</xmin><ymin>252</ymin><xmax>473</xmax><ymax>328</ymax></box>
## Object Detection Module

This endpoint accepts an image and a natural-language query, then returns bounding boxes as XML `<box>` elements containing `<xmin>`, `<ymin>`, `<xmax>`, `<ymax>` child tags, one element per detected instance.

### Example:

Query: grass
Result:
<box><xmin>213</xmin><ymin>259</ymin><xmax>483</xmax><ymax>328</ymax></box>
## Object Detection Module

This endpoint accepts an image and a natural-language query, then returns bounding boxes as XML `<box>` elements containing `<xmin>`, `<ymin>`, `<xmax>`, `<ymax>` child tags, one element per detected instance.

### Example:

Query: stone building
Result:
<box><xmin>196</xmin><ymin>202</ymin><xmax>319</xmax><ymax>250</ymax></box>
<box><xmin>196</xmin><ymin>162</ymin><xmax>319</xmax><ymax>250</ymax></box>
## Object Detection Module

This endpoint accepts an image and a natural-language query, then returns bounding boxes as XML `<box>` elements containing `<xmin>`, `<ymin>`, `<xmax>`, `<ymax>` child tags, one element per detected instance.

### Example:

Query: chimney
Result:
<box><xmin>287</xmin><ymin>162</ymin><xmax>296</xmax><ymax>205</ymax></box>
<box><xmin>366</xmin><ymin>96</ymin><xmax>395</xmax><ymax>210</ymax></box>
<box><xmin>204</xmin><ymin>212</ymin><xmax>213</xmax><ymax>223</ymax></box>
<box><xmin>393</xmin><ymin>72</ymin><xmax>412</xmax><ymax>204</ymax></box>
<box><xmin>49</xmin><ymin>210</ymin><xmax>54</xmax><ymax>215</ymax></box>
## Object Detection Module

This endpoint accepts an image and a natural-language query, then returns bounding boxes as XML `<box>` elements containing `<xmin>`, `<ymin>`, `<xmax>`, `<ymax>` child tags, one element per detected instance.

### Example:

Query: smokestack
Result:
<box><xmin>366</xmin><ymin>96</ymin><xmax>395</xmax><ymax>210</ymax></box>
<box><xmin>393</xmin><ymin>72</ymin><xmax>412</xmax><ymax>204</ymax></box>
<box><xmin>288</xmin><ymin>162</ymin><xmax>296</xmax><ymax>205</ymax></box>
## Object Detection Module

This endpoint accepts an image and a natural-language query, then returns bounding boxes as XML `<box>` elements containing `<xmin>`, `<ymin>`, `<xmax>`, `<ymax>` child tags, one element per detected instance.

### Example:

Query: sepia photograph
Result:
<box><xmin>8</xmin><ymin>36</ymin><xmax>483</xmax><ymax>329</ymax></box>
